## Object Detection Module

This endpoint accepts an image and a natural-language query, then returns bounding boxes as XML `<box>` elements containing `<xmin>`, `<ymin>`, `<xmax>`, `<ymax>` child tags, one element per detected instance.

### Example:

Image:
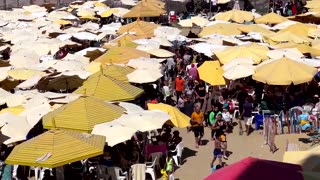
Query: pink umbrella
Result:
<box><xmin>205</xmin><ymin>157</ymin><xmax>303</xmax><ymax>180</ymax></box>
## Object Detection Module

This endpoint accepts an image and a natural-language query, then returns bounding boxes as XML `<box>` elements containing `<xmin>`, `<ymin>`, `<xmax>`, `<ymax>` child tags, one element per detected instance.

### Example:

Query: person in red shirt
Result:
<box><xmin>292</xmin><ymin>2</ymin><xmax>297</xmax><ymax>15</ymax></box>
<box><xmin>175</xmin><ymin>73</ymin><xmax>185</xmax><ymax>103</ymax></box>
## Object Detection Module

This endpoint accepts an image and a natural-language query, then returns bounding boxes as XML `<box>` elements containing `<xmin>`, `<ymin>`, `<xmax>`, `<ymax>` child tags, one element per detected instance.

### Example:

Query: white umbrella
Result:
<box><xmin>150</xmin><ymin>37</ymin><xmax>173</xmax><ymax>47</ymax></box>
<box><xmin>72</xmin><ymin>32</ymin><xmax>98</xmax><ymax>41</ymax></box>
<box><xmin>190</xmin><ymin>42</ymin><xmax>226</xmax><ymax>57</ymax></box>
<box><xmin>293</xmin><ymin>58</ymin><xmax>320</xmax><ymax>68</ymax></box>
<box><xmin>0</xmin><ymin>113</ymin><xmax>33</xmax><ymax>145</ymax></box>
<box><xmin>113</xmin><ymin>110</ymin><xmax>171</xmax><ymax>132</ymax></box>
<box><xmin>154</xmin><ymin>26</ymin><xmax>181</xmax><ymax>39</ymax></box>
<box><xmin>127</xmin><ymin>68</ymin><xmax>163</xmax><ymax>83</ymax></box>
<box><xmin>127</xmin><ymin>58</ymin><xmax>161</xmax><ymax>69</ymax></box>
<box><xmin>223</xmin><ymin>64</ymin><xmax>256</xmax><ymax>80</ymax></box>
<box><xmin>178</xmin><ymin>19</ymin><xmax>193</xmax><ymax>27</ymax></box>
<box><xmin>222</xmin><ymin>58</ymin><xmax>255</xmax><ymax>71</ymax></box>
<box><xmin>112</xmin><ymin>102</ymin><xmax>144</xmax><ymax>113</ymax></box>
<box><xmin>146</xmin><ymin>49</ymin><xmax>175</xmax><ymax>58</ymax></box>
<box><xmin>271</xmin><ymin>20</ymin><xmax>298</xmax><ymax>30</ymax></box>
<box><xmin>267</xmin><ymin>48</ymin><xmax>304</xmax><ymax>60</ymax></box>
<box><xmin>92</xmin><ymin>124</ymin><xmax>137</xmax><ymax>146</ymax></box>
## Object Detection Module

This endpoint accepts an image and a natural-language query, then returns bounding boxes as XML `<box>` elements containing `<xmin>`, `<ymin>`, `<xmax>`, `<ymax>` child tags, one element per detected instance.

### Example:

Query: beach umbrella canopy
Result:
<box><xmin>8</xmin><ymin>69</ymin><xmax>47</xmax><ymax>80</ymax></box>
<box><xmin>178</xmin><ymin>19</ymin><xmax>193</xmax><ymax>27</ymax></box>
<box><xmin>215</xmin><ymin>44</ymin><xmax>269</xmax><ymax>64</ymax></box>
<box><xmin>42</xmin><ymin>96</ymin><xmax>124</xmax><ymax>132</ymax></box>
<box><xmin>127</xmin><ymin>68</ymin><xmax>163</xmax><ymax>83</ymax></box>
<box><xmin>264</xmin><ymin>31</ymin><xmax>312</xmax><ymax>44</ymax></box>
<box><xmin>127</xmin><ymin>58</ymin><xmax>161</xmax><ymax>69</ymax></box>
<box><xmin>146</xmin><ymin>48</ymin><xmax>175</xmax><ymax>58</ymax></box>
<box><xmin>199</xmin><ymin>23</ymin><xmax>242</xmax><ymax>37</ymax></box>
<box><xmin>305</xmin><ymin>0</ymin><xmax>320</xmax><ymax>9</ymax></box>
<box><xmin>272</xmin><ymin>43</ymin><xmax>320</xmax><ymax>57</ymax></box>
<box><xmin>267</xmin><ymin>48</ymin><xmax>304</xmax><ymax>60</ymax></box>
<box><xmin>0</xmin><ymin>113</ymin><xmax>33</xmax><ymax>145</ymax></box>
<box><xmin>0</xmin><ymin>105</ymin><xmax>25</xmax><ymax>115</ymax></box>
<box><xmin>212</xmin><ymin>10</ymin><xmax>254</xmax><ymax>23</ymax></box>
<box><xmin>74</xmin><ymin>74</ymin><xmax>144</xmax><ymax>101</ymax></box>
<box><xmin>147</xmin><ymin>103</ymin><xmax>190</xmax><ymax>128</ymax></box>
<box><xmin>98</xmin><ymin>64</ymin><xmax>134</xmax><ymax>82</ymax></box>
<box><xmin>205</xmin><ymin>157</ymin><xmax>303</xmax><ymax>180</ymax></box>
<box><xmin>254</xmin><ymin>12</ymin><xmax>288</xmax><ymax>24</ymax></box>
<box><xmin>111</xmin><ymin>110</ymin><xmax>171</xmax><ymax>132</ymax></box>
<box><xmin>123</xmin><ymin>1</ymin><xmax>165</xmax><ymax>18</ymax></box>
<box><xmin>253</xmin><ymin>57</ymin><xmax>317</xmax><ymax>85</ymax></box>
<box><xmin>92</xmin><ymin>123</ymin><xmax>137</xmax><ymax>147</ymax></box>
<box><xmin>237</xmin><ymin>24</ymin><xmax>274</xmax><ymax>35</ymax></box>
<box><xmin>5</xmin><ymin>129</ymin><xmax>105</xmax><ymax>168</ymax></box>
<box><xmin>279</xmin><ymin>23</ymin><xmax>317</xmax><ymax>37</ymax></box>
<box><xmin>37</xmin><ymin>75</ymin><xmax>85</xmax><ymax>92</ymax></box>
<box><xmin>94</xmin><ymin>47</ymin><xmax>150</xmax><ymax>64</ymax></box>
<box><xmin>118</xmin><ymin>20</ymin><xmax>159</xmax><ymax>38</ymax></box>
<box><xmin>222</xmin><ymin>58</ymin><xmax>254</xmax><ymax>71</ymax></box>
<box><xmin>114</xmin><ymin>102</ymin><xmax>144</xmax><ymax>113</ymax></box>
<box><xmin>197</xmin><ymin>61</ymin><xmax>226</xmax><ymax>85</ymax></box>
<box><xmin>223</xmin><ymin>64</ymin><xmax>256</xmax><ymax>80</ymax></box>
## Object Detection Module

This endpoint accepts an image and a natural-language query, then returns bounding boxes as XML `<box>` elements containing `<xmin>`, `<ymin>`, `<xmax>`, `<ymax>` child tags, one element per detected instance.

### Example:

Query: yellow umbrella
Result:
<box><xmin>237</xmin><ymin>24</ymin><xmax>274</xmax><ymax>35</ymax></box>
<box><xmin>74</xmin><ymin>74</ymin><xmax>144</xmax><ymax>101</ymax></box>
<box><xmin>100</xmin><ymin>9</ymin><xmax>116</xmax><ymax>18</ymax></box>
<box><xmin>43</xmin><ymin>96</ymin><xmax>124</xmax><ymax>132</ymax></box>
<box><xmin>147</xmin><ymin>103</ymin><xmax>190</xmax><ymax>128</ymax></box>
<box><xmin>215</xmin><ymin>44</ymin><xmax>269</xmax><ymax>64</ymax></box>
<box><xmin>0</xmin><ymin>105</ymin><xmax>25</xmax><ymax>115</ymax></box>
<box><xmin>53</xmin><ymin>19</ymin><xmax>73</xmax><ymax>25</ymax></box>
<box><xmin>212</xmin><ymin>9</ymin><xmax>254</xmax><ymax>23</ymax></box>
<box><xmin>8</xmin><ymin>69</ymin><xmax>47</xmax><ymax>80</ymax></box>
<box><xmin>103</xmin><ymin>34</ymin><xmax>143</xmax><ymax>48</ymax></box>
<box><xmin>79</xmin><ymin>16</ymin><xmax>99</xmax><ymax>20</ymax></box>
<box><xmin>97</xmin><ymin>64</ymin><xmax>134</xmax><ymax>82</ymax></box>
<box><xmin>199</xmin><ymin>23</ymin><xmax>242</xmax><ymax>37</ymax></box>
<box><xmin>147</xmin><ymin>0</ymin><xmax>166</xmax><ymax>9</ymax></box>
<box><xmin>77</xmin><ymin>9</ymin><xmax>96</xmax><ymax>17</ymax></box>
<box><xmin>264</xmin><ymin>31</ymin><xmax>312</xmax><ymax>44</ymax></box>
<box><xmin>254</xmin><ymin>12</ymin><xmax>288</xmax><ymax>24</ymax></box>
<box><xmin>279</xmin><ymin>23</ymin><xmax>317</xmax><ymax>37</ymax></box>
<box><xmin>118</xmin><ymin>20</ymin><xmax>159</xmax><ymax>38</ymax></box>
<box><xmin>312</xmin><ymin>39</ymin><xmax>320</xmax><ymax>49</ymax></box>
<box><xmin>123</xmin><ymin>1</ymin><xmax>165</xmax><ymax>18</ymax></box>
<box><xmin>305</xmin><ymin>0</ymin><xmax>320</xmax><ymax>9</ymax></box>
<box><xmin>94</xmin><ymin>1</ymin><xmax>108</xmax><ymax>7</ymax></box>
<box><xmin>253</xmin><ymin>57</ymin><xmax>317</xmax><ymax>85</ymax></box>
<box><xmin>94</xmin><ymin>47</ymin><xmax>150</xmax><ymax>64</ymax></box>
<box><xmin>197</xmin><ymin>61</ymin><xmax>226</xmax><ymax>85</ymax></box>
<box><xmin>309</xmin><ymin>28</ymin><xmax>320</xmax><ymax>38</ymax></box>
<box><xmin>5</xmin><ymin>129</ymin><xmax>105</xmax><ymax>168</ymax></box>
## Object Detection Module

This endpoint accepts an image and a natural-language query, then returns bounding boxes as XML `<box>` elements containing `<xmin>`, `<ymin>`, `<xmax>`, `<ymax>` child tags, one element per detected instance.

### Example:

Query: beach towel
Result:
<box><xmin>131</xmin><ymin>164</ymin><xmax>146</xmax><ymax>180</ymax></box>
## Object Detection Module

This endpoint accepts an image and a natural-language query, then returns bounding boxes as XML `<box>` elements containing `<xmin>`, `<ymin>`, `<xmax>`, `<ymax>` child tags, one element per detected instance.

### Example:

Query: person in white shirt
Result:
<box><xmin>221</xmin><ymin>107</ymin><xmax>233</xmax><ymax>132</ymax></box>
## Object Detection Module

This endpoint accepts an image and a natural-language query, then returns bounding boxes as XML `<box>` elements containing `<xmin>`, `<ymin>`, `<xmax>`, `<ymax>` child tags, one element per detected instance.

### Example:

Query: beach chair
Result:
<box><xmin>107</xmin><ymin>167</ymin><xmax>128</xmax><ymax>180</ymax></box>
<box><xmin>149</xmin><ymin>152</ymin><xmax>162</xmax><ymax>170</ymax></box>
<box><xmin>146</xmin><ymin>157</ymin><xmax>157</xmax><ymax>180</ymax></box>
<box><xmin>172</xmin><ymin>142</ymin><xmax>184</xmax><ymax>167</ymax></box>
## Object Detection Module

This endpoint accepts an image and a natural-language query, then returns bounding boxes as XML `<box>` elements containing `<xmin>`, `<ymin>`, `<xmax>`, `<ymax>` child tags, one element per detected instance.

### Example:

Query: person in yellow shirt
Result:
<box><xmin>191</xmin><ymin>106</ymin><xmax>204</xmax><ymax>148</ymax></box>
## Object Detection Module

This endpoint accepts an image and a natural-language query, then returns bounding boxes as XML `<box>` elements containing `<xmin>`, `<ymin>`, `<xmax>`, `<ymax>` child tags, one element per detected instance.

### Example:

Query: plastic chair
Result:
<box><xmin>254</xmin><ymin>114</ymin><xmax>264</xmax><ymax>130</ymax></box>
<box><xmin>28</xmin><ymin>166</ymin><xmax>40</xmax><ymax>180</ymax></box>
<box><xmin>149</xmin><ymin>152</ymin><xmax>162</xmax><ymax>170</ymax></box>
<box><xmin>172</xmin><ymin>142</ymin><xmax>184</xmax><ymax>166</ymax></box>
<box><xmin>94</xmin><ymin>165</ymin><xmax>110</xmax><ymax>180</ymax></box>
<box><xmin>146</xmin><ymin>156</ymin><xmax>157</xmax><ymax>180</ymax></box>
<box><xmin>107</xmin><ymin>167</ymin><xmax>128</xmax><ymax>180</ymax></box>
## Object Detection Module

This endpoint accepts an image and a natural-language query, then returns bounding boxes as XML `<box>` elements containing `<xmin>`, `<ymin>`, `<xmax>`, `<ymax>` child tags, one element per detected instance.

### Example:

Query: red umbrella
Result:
<box><xmin>205</xmin><ymin>157</ymin><xmax>304</xmax><ymax>180</ymax></box>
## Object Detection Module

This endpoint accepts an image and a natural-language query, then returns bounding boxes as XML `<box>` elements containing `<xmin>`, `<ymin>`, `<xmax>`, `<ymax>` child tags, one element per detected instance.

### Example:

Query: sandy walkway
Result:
<box><xmin>173</xmin><ymin>125</ymin><xmax>311</xmax><ymax>180</ymax></box>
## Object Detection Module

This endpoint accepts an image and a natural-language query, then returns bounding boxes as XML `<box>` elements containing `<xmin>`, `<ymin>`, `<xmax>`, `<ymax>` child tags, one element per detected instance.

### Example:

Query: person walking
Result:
<box><xmin>191</xmin><ymin>106</ymin><xmax>205</xmax><ymax>148</ymax></box>
<box><xmin>174</xmin><ymin>73</ymin><xmax>185</xmax><ymax>103</ymax></box>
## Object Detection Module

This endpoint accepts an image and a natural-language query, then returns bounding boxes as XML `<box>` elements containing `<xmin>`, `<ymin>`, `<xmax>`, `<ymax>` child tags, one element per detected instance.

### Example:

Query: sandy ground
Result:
<box><xmin>172</xmin><ymin>124</ymin><xmax>312</xmax><ymax>180</ymax></box>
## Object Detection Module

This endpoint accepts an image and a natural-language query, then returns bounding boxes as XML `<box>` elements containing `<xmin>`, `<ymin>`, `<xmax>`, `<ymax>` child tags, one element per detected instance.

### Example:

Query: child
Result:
<box><xmin>210</xmin><ymin>138</ymin><xmax>223</xmax><ymax>170</ymax></box>
<box><xmin>162</xmin><ymin>151</ymin><xmax>174</xmax><ymax>180</ymax></box>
